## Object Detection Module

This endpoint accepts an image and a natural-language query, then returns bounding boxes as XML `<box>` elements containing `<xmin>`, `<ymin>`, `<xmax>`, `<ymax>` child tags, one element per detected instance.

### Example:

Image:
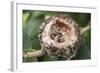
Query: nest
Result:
<box><xmin>38</xmin><ymin>14</ymin><xmax>80</xmax><ymax>60</ymax></box>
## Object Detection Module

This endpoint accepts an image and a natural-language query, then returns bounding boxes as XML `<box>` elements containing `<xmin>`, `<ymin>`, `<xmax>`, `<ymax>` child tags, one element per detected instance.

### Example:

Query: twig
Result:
<box><xmin>80</xmin><ymin>23</ymin><xmax>90</xmax><ymax>35</ymax></box>
<box><xmin>23</xmin><ymin>49</ymin><xmax>46</xmax><ymax>58</ymax></box>
<box><xmin>23</xmin><ymin>23</ymin><xmax>91</xmax><ymax>58</ymax></box>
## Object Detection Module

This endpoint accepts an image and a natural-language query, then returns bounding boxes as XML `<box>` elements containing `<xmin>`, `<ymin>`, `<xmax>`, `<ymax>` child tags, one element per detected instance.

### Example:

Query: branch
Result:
<box><xmin>23</xmin><ymin>49</ymin><xmax>46</xmax><ymax>58</ymax></box>
<box><xmin>23</xmin><ymin>16</ymin><xmax>90</xmax><ymax>59</ymax></box>
<box><xmin>80</xmin><ymin>23</ymin><xmax>90</xmax><ymax>35</ymax></box>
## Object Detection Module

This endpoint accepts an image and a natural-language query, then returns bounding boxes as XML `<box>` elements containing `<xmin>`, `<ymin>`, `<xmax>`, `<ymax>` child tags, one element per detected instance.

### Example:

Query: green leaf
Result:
<box><xmin>73</xmin><ymin>38</ymin><xmax>91</xmax><ymax>60</ymax></box>
<box><xmin>23</xmin><ymin>31</ymin><xmax>32</xmax><ymax>50</ymax></box>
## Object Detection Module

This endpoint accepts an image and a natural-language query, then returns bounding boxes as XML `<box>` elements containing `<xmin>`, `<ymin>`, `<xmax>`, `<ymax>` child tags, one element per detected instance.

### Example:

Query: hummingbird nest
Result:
<box><xmin>38</xmin><ymin>14</ymin><xmax>80</xmax><ymax>60</ymax></box>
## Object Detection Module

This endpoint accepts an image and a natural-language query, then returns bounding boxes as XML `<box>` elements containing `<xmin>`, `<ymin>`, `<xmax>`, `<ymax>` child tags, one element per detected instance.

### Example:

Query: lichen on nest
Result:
<box><xmin>38</xmin><ymin>14</ymin><xmax>80</xmax><ymax>60</ymax></box>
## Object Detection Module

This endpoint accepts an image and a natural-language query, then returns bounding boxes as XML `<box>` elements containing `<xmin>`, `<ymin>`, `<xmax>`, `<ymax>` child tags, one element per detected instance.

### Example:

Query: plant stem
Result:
<box><xmin>23</xmin><ymin>24</ymin><xmax>90</xmax><ymax>58</ymax></box>
<box><xmin>80</xmin><ymin>24</ymin><xmax>90</xmax><ymax>35</ymax></box>
<box><xmin>23</xmin><ymin>49</ymin><xmax>46</xmax><ymax>58</ymax></box>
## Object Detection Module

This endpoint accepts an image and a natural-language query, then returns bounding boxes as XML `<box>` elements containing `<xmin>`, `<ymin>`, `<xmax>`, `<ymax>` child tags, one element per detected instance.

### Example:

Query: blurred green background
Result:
<box><xmin>22</xmin><ymin>10</ymin><xmax>91</xmax><ymax>62</ymax></box>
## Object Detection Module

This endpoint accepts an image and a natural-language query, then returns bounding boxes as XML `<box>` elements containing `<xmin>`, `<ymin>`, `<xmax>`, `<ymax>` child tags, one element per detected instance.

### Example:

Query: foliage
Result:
<box><xmin>22</xmin><ymin>10</ymin><xmax>91</xmax><ymax>62</ymax></box>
